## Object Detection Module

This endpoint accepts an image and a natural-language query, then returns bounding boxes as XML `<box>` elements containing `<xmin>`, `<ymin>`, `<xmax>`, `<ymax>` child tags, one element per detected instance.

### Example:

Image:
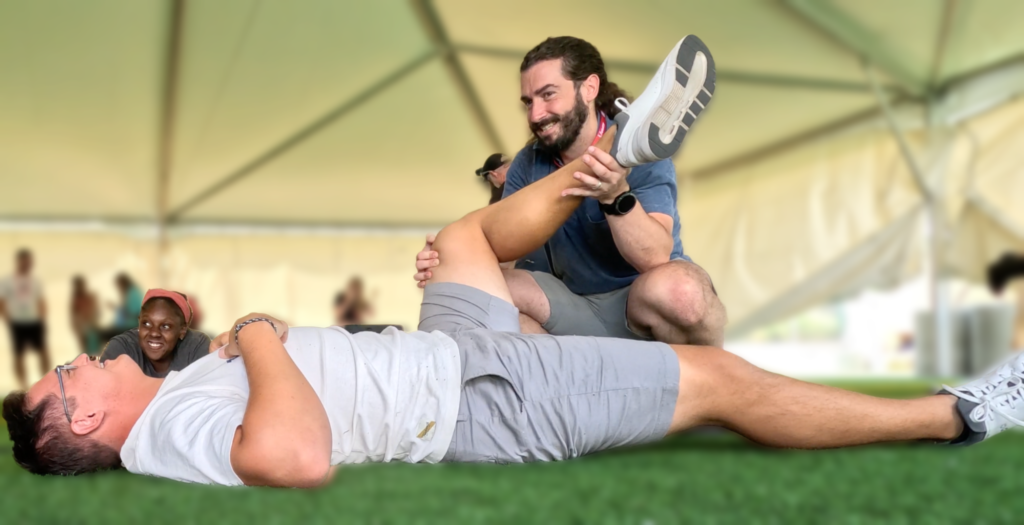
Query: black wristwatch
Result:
<box><xmin>599</xmin><ymin>191</ymin><xmax>638</xmax><ymax>216</ymax></box>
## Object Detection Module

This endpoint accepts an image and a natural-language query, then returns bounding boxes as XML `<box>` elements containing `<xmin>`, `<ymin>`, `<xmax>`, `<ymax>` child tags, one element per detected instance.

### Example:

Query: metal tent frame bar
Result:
<box><xmin>81</xmin><ymin>0</ymin><xmax>1020</xmax><ymax>229</ymax></box>
<box><xmin>412</xmin><ymin>0</ymin><xmax>505</xmax><ymax>155</ymax></box>
<box><xmin>166</xmin><ymin>50</ymin><xmax>438</xmax><ymax>222</ymax></box>
<box><xmin>155</xmin><ymin>0</ymin><xmax>187</xmax><ymax>284</ymax></box>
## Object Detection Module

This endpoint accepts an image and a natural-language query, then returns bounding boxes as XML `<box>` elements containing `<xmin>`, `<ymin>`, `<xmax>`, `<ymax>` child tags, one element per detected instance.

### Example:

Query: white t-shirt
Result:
<box><xmin>120</xmin><ymin>326</ymin><xmax>462</xmax><ymax>485</ymax></box>
<box><xmin>0</xmin><ymin>275</ymin><xmax>43</xmax><ymax>322</ymax></box>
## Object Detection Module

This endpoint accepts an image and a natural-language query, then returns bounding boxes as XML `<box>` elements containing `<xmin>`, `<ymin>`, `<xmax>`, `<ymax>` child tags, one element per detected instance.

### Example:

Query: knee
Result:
<box><xmin>433</xmin><ymin>212</ymin><xmax>485</xmax><ymax>254</ymax></box>
<box><xmin>642</xmin><ymin>270</ymin><xmax>713</xmax><ymax>329</ymax></box>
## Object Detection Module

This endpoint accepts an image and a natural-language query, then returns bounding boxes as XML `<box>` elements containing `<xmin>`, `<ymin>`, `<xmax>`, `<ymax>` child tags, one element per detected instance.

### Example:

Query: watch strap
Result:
<box><xmin>600</xmin><ymin>191</ymin><xmax>636</xmax><ymax>216</ymax></box>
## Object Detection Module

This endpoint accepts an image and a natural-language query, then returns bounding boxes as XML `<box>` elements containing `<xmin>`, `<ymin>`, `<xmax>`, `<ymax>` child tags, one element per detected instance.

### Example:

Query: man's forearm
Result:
<box><xmin>233</xmin><ymin>323</ymin><xmax>331</xmax><ymax>486</ymax></box>
<box><xmin>607</xmin><ymin>203</ymin><xmax>674</xmax><ymax>272</ymax></box>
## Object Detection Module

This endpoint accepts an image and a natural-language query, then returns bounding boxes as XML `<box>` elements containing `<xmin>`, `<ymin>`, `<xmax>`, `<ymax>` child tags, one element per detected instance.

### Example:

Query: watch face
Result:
<box><xmin>616</xmin><ymin>193</ymin><xmax>638</xmax><ymax>214</ymax></box>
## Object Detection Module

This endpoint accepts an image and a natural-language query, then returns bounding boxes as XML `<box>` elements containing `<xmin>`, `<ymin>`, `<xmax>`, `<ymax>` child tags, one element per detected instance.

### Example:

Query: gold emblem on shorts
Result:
<box><xmin>417</xmin><ymin>421</ymin><xmax>436</xmax><ymax>439</ymax></box>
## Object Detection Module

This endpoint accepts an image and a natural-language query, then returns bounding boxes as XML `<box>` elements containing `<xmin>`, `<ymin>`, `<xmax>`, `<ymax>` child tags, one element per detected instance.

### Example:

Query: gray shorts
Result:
<box><xmin>419</xmin><ymin>282</ymin><xmax>679</xmax><ymax>463</ymax></box>
<box><xmin>530</xmin><ymin>271</ymin><xmax>646</xmax><ymax>340</ymax></box>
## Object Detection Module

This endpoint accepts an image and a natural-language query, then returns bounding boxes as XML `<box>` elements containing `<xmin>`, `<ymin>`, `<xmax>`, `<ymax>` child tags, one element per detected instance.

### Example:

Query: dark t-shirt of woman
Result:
<box><xmin>101</xmin><ymin>329</ymin><xmax>211</xmax><ymax>378</ymax></box>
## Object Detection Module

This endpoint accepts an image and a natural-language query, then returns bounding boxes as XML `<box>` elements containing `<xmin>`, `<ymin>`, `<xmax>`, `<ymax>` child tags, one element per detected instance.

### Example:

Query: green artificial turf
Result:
<box><xmin>2</xmin><ymin>382</ymin><xmax>1022</xmax><ymax>524</ymax></box>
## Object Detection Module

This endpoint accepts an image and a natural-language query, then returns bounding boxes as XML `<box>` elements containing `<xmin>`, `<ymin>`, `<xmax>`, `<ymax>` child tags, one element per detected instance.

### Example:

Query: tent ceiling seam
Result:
<box><xmin>926</xmin><ymin>0</ymin><xmax>958</xmax><ymax>90</ymax></box>
<box><xmin>156</xmin><ymin>0</ymin><xmax>187</xmax><ymax>285</ymax></box>
<box><xmin>176</xmin><ymin>0</ymin><xmax>263</xmax><ymax>179</ymax></box>
<box><xmin>783</xmin><ymin>0</ymin><xmax>923</xmax><ymax>95</ymax></box>
<box><xmin>965</xmin><ymin>194</ymin><xmax>1024</xmax><ymax>241</ymax></box>
<box><xmin>694</xmin><ymin>54</ymin><xmax>1024</xmax><ymax>180</ymax></box>
<box><xmin>157</xmin><ymin>0</ymin><xmax>186</xmax><ymax>227</ymax></box>
<box><xmin>864</xmin><ymin>63</ymin><xmax>934</xmax><ymax>202</ymax></box>
<box><xmin>411</xmin><ymin>0</ymin><xmax>504</xmax><ymax>153</ymax></box>
<box><xmin>688</xmin><ymin>100</ymin><xmax>912</xmax><ymax>180</ymax></box>
<box><xmin>455</xmin><ymin>43</ymin><xmax>903</xmax><ymax>94</ymax></box>
<box><xmin>166</xmin><ymin>49</ymin><xmax>438</xmax><ymax>223</ymax></box>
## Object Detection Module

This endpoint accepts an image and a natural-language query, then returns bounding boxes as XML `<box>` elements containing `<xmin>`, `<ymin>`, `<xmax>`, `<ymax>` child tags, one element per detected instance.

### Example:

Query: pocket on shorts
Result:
<box><xmin>462</xmin><ymin>370</ymin><xmax>525</xmax><ymax>408</ymax></box>
<box><xmin>452</xmin><ymin>373</ymin><xmax>529</xmax><ymax>464</ymax></box>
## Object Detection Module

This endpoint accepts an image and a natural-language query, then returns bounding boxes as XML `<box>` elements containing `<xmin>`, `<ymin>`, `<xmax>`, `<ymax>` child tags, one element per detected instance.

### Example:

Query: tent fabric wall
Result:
<box><xmin>945</xmin><ymin>96</ymin><xmax>1024</xmax><ymax>281</ymax></box>
<box><xmin>681</xmin><ymin>123</ymin><xmax>924</xmax><ymax>333</ymax></box>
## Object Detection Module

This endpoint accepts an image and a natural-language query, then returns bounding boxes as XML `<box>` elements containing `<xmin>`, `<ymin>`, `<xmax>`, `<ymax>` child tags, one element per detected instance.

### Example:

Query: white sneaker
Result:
<box><xmin>942</xmin><ymin>352</ymin><xmax>1024</xmax><ymax>444</ymax></box>
<box><xmin>610</xmin><ymin>35</ymin><xmax>716</xmax><ymax>168</ymax></box>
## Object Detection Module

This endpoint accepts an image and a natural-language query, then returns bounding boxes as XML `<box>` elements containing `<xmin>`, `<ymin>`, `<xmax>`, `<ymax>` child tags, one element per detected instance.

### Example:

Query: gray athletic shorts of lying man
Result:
<box><xmin>3</xmin><ymin>125</ymin><xmax>1017</xmax><ymax>489</ymax></box>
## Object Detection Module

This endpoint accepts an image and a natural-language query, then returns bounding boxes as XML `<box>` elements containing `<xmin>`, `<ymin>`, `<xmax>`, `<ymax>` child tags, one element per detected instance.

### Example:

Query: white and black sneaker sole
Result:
<box><xmin>613</xmin><ymin>35</ymin><xmax>716</xmax><ymax>164</ymax></box>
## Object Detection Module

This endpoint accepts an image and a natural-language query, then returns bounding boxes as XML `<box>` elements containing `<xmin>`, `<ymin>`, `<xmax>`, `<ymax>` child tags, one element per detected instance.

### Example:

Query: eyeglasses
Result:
<box><xmin>55</xmin><ymin>364</ymin><xmax>78</xmax><ymax>424</ymax></box>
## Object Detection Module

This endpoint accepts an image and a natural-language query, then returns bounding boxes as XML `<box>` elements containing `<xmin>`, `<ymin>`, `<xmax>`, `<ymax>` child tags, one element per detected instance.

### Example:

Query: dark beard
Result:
<box><xmin>530</xmin><ymin>90</ymin><xmax>590</xmax><ymax>157</ymax></box>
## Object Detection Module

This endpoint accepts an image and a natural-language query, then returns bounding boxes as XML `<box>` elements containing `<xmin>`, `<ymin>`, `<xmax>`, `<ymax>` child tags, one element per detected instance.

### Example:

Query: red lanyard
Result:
<box><xmin>553</xmin><ymin>112</ymin><xmax>606</xmax><ymax>168</ymax></box>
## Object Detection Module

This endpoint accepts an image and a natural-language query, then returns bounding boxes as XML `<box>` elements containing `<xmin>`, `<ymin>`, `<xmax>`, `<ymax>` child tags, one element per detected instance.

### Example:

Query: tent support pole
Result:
<box><xmin>156</xmin><ymin>0</ymin><xmax>187</xmax><ymax>286</ymax></box>
<box><xmin>865</xmin><ymin>63</ymin><xmax>952</xmax><ymax>377</ymax></box>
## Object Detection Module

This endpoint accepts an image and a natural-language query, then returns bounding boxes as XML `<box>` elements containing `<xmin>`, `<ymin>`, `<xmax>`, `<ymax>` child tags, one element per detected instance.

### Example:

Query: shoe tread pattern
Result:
<box><xmin>648</xmin><ymin>35</ymin><xmax>715</xmax><ymax>160</ymax></box>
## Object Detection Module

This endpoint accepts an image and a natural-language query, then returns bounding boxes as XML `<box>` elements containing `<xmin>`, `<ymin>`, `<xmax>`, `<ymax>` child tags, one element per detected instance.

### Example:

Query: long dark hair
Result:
<box><xmin>520</xmin><ymin>36</ymin><xmax>631</xmax><ymax>118</ymax></box>
<box><xmin>2</xmin><ymin>392</ymin><xmax>121</xmax><ymax>476</ymax></box>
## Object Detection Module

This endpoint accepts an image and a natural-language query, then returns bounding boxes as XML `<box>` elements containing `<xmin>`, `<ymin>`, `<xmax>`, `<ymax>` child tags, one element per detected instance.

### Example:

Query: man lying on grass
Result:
<box><xmin>3</xmin><ymin>61</ymin><xmax>1020</xmax><ymax>487</ymax></box>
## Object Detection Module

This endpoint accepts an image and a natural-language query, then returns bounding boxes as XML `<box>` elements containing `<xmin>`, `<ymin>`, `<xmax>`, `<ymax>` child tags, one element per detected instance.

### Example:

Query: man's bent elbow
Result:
<box><xmin>236</xmin><ymin>440</ymin><xmax>332</xmax><ymax>488</ymax></box>
<box><xmin>287</xmin><ymin>448</ymin><xmax>332</xmax><ymax>488</ymax></box>
<box><xmin>242</xmin><ymin>459</ymin><xmax>331</xmax><ymax>488</ymax></box>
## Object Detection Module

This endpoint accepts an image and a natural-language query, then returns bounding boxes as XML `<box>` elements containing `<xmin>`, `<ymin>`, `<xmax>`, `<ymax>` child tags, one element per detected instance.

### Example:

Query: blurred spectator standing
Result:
<box><xmin>70</xmin><ymin>275</ymin><xmax>101</xmax><ymax>356</ymax></box>
<box><xmin>334</xmin><ymin>277</ymin><xmax>374</xmax><ymax>326</ymax></box>
<box><xmin>0</xmin><ymin>249</ymin><xmax>51</xmax><ymax>390</ymax></box>
<box><xmin>988</xmin><ymin>252</ymin><xmax>1024</xmax><ymax>348</ymax></box>
<box><xmin>110</xmin><ymin>272</ymin><xmax>143</xmax><ymax>332</ymax></box>
<box><xmin>475</xmin><ymin>153</ymin><xmax>510</xmax><ymax>205</ymax></box>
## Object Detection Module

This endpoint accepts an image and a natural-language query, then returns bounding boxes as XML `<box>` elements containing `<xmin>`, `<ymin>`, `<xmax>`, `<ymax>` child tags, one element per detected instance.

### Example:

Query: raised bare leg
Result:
<box><xmin>669</xmin><ymin>345</ymin><xmax>963</xmax><ymax>447</ymax></box>
<box><xmin>427</xmin><ymin>129</ymin><xmax>617</xmax><ymax>300</ymax></box>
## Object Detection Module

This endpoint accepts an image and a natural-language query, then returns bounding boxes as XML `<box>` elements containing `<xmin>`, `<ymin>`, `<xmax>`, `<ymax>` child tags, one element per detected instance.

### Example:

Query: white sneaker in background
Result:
<box><xmin>610</xmin><ymin>35</ymin><xmax>716</xmax><ymax>168</ymax></box>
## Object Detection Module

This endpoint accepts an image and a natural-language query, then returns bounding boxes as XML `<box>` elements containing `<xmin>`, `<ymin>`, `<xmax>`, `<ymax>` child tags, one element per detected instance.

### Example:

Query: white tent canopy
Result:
<box><xmin>2</xmin><ymin>0</ymin><xmax>1024</xmax><ymax>384</ymax></box>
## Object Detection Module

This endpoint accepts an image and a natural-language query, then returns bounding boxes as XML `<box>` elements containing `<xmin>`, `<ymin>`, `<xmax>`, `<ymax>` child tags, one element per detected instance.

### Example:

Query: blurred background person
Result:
<box><xmin>0</xmin><ymin>249</ymin><xmax>51</xmax><ymax>390</ymax></box>
<box><xmin>475</xmin><ymin>153</ymin><xmax>510</xmax><ymax>205</ymax></box>
<box><xmin>988</xmin><ymin>251</ymin><xmax>1024</xmax><ymax>349</ymax></box>
<box><xmin>109</xmin><ymin>272</ymin><xmax>143</xmax><ymax>333</ymax></box>
<box><xmin>69</xmin><ymin>275</ymin><xmax>101</xmax><ymax>356</ymax></box>
<box><xmin>186</xmin><ymin>293</ymin><xmax>205</xmax><ymax>333</ymax></box>
<box><xmin>334</xmin><ymin>276</ymin><xmax>374</xmax><ymax>326</ymax></box>
<box><xmin>101</xmin><ymin>289</ymin><xmax>210</xmax><ymax>378</ymax></box>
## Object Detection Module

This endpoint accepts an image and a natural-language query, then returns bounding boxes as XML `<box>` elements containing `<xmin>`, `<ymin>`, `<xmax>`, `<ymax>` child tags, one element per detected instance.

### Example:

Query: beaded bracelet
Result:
<box><xmin>234</xmin><ymin>317</ymin><xmax>277</xmax><ymax>346</ymax></box>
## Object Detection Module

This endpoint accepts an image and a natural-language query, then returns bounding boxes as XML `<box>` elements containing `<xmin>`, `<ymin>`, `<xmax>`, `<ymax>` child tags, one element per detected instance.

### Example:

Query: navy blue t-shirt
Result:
<box><xmin>503</xmin><ymin>137</ymin><xmax>687</xmax><ymax>296</ymax></box>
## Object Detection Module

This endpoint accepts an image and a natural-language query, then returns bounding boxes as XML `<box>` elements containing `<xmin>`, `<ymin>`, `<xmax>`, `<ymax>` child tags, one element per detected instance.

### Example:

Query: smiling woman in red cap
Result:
<box><xmin>100</xmin><ymin>289</ymin><xmax>211</xmax><ymax>377</ymax></box>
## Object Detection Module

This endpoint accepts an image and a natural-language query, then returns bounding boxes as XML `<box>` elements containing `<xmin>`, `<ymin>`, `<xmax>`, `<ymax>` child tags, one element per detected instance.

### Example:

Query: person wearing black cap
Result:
<box><xmin>475</xmin><ymin>153</ymin><xmax>510</xmax><ymax>205</ymax></box>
